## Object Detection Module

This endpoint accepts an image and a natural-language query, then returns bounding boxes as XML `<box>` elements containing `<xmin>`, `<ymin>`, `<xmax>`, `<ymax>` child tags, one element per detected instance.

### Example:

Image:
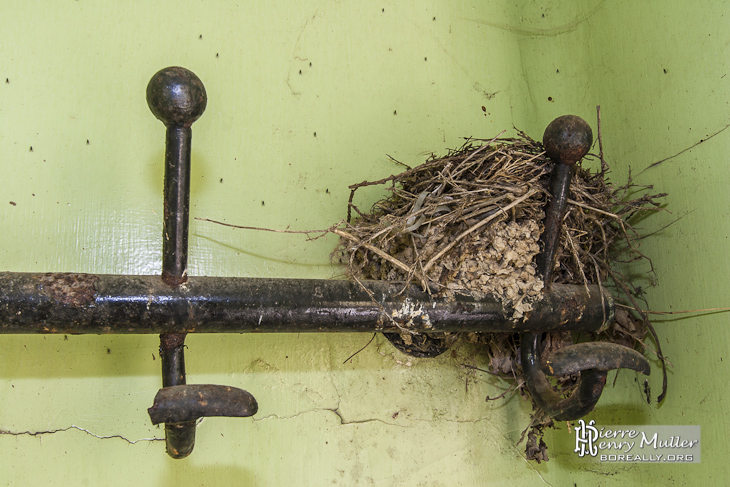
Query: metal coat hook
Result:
<box><xmin>146</xmin><ymin>67</ymin><xmax>258</xmax><ymax>458</ymax></box>
<box><xmin>520</xmin><ymin>115</ymin><xmax>650</xmax><ymax>421</ymax></box>
<box><xmin>0</xmin><ymin>68</ymin><xmax>649</xmax><ymax>458</ymax></box>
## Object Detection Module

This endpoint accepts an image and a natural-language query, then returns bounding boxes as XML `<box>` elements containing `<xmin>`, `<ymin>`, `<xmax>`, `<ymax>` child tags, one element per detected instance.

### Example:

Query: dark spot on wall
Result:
<box><xmin>309</xmin><ymin>62</ymin><xmax>312</xmax><ymax>67</ymax></box>
<box><xmin>261</xmin><ymin>201</ymin><xmax>265</xmax><ymax>206</ymax></box>
<box><xmin>9</xmin><ymin>201</ymin><xmax>16</xmax><ymax>206</ymax></box>
<box><xmin>548</xmin><ymin>96</ymin><xmax>554</xmax><ymax>102</ymax></box>
<box><xmin>299</xmin><ymin>70</ymin><xmax>302</xmax><ymax>75</ymax></box>
<box><xmin>481</xmin><ymin>106</ymin><xmax>486</xmax><ymax>112</ymax></box>
<box><xmin>86</xmin><ymin>139</ymin><xmax>90</xmax><ymax>145</ymax></box>
<box><xmin>216</xmin><ymin>53</ymin><xmax>219</xmax><ymax>58</ymax></box>
<box><xmin>5</xmin><ymin>78</ymin><xmax>8</xmax><ymax>84</ymax></box>
<box><xmin>314</xmin><ymin>132</ymin><xmax>317</xmax><ymax>137</ymax></box>
<box><xmin>29</xmin><ymin>146</ymin><xmax>33</xmax><ymax>152</ymax></box>
<box><xmin>107</xmin><ymin>348</ymin><xmax>111</xmax><ymax>354</ymax></box>
<box><xmin>393</xmin><ymin>110</ymin><xmax>397</xmax><ymax>115</ymax></box>
<box><xmin>219</xmin><ymin>178</ymin><xmax>223</xmax><ymax>183</ymax></box>
<box><xmin>424</xmin><ymin>57</ymin><xmax>427</xmax><ymax>61</ymax></box>
<box><xmin>199</xmin><ymin>34</ymin><xmax>203</xmax><ymax>39</ymax></box>
<box><xmin>663</xmin><ymin>68</ymin><xmax>668</xmax><ymax>74</ymax></box>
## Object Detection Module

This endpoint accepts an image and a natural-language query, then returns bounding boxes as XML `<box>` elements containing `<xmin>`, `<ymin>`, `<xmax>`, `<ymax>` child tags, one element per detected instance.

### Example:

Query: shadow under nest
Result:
<box><xmin>335</xmin><ymin>130</ymin><xmax>666</xmax><ymax>463</ymax></box>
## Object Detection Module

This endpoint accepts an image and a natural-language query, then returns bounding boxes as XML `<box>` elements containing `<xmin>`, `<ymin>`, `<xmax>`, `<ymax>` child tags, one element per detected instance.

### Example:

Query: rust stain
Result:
<box><xmin>160</xmin><ymin>332</ymin><xmax>186</xmax><ymax>351</ymax></box>
<box><xmin>162</xmin><ymin>270</ymin><xmax>187</xmax><ymax>286</ymax></box>
<box><xmin>39</xmin><ymin>273</ymin><xmax>99</xmax><ymax>308</ymax></box>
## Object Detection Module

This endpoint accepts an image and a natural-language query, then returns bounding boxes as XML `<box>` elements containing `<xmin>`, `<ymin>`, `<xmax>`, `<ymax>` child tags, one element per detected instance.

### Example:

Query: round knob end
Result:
<box><xmin>147</xmin><ymin>67</ymin><xmax>207</xmax><ymax>127</ymax></box>
<box><xmin>542</xmin><ymin>115</ymin><xmax>593</xmax><ymax>165</ymax></box>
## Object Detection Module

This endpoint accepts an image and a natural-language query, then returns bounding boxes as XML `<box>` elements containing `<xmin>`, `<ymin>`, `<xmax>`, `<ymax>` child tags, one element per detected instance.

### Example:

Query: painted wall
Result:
<box><xmin>0</xmin><ymin>1</ymin><xmax>725</xmax><ymax>485</ymax></box>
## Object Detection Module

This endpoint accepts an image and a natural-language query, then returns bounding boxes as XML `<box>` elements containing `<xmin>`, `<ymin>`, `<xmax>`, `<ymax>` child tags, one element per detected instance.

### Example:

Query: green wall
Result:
<box><xmin>0</xmin><ymin>1</ymin><xmax>725</xmax><ymax>485</ymax></box>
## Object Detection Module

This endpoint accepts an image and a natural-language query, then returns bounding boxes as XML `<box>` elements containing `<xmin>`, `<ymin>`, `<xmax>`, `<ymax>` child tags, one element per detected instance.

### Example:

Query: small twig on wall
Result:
<box><xmin>639</xmin><ymin>122</ymin><xmax>730</xmax><ymax>175</ymax></box>
<box><xmin>615</xmin><ymin>303</ymin><xmax>730</xmax><ymax>316</ymax></box>
<box><xmin>195</xmin><ymin>217</ymin><xmax>338</xmax><ymax>240</ymax></box>
<box><xmin>342</xmin><ymin>333</ymin><xmax>377</xmax><ymax>364</ymax></box>
<box><xmin>596</xmin><ymin>105</ymin><xmax>608</xmax><ymax>173</ymax></box>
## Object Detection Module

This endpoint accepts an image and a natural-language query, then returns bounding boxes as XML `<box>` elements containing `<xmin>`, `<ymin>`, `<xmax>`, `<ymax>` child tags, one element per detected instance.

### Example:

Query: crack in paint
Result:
<box><xmin>0</xmin><ymin>425</ymin><xmax>163</xmax><ymax>444</ymax></box>
<box><xmin>253</xmin><ymin>404</ymin><xmax>493</xmax><ymax>427</ymax></box>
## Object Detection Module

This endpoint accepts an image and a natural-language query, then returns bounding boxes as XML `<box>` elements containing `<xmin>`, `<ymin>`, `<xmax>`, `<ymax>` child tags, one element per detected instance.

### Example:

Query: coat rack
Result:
<box><xmin>0</xmin><ymin>67</ymin><xmax>650</xmax><ymax>459</ymax></box>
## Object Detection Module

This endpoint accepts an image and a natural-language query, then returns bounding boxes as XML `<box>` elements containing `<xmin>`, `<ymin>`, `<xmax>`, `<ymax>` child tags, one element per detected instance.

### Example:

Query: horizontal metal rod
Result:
<box><xmin>0</xmin><ymin>272</ymin><xmax>612</xmax><ymax>334</ymax></box>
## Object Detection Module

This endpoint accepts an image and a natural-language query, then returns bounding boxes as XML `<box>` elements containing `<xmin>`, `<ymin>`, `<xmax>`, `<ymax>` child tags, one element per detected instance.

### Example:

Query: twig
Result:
<box><xmin>606</xmin><ymin>266</ymin><xmax>668</xmax><ymax>403</ymax></box>
<box><xmin>567</xmin><ymin>199</ymin><xmax>620</xmax><ymax>220</ymax></box>
<box><xmin>461</xmin><ymin>363</ymin><xmax>503</xmax><ymax>377</ymax></box>
<box><xmin>565</xmin><ymin>230</ymin><xmax>590</xmax><ymax>296</ymax></box>
<box><xmin>195</xmin><ymin>217</ymin><xmax>337</xmax><ymax>240</ymax></box>
<box><xmin>596</xmin><ymin>105</ymin><xmax>608</xmax><ymax>172</ymax></box>
<box><xmin>333</xmin><ymin>228</ymin><xmax>417</xmax><ymax>278</ymax></box>
<box><xmin>386</xmin><ymin>154</ymin><xmax>411</xmax><ymax>169</ymax></box>
<box><xmin>486</xmin><ymin>380</ymin><xmax>524</xmax><ymax>401</ymax></box>
<box><xmin>615</xmin><ymin>303</ymin><xmax>730</xmax><ymax>316</ymax></box>
<box><xmin>343</xmin><ymin>333</ymin><xmax>377</xmax><ymax>364</ymax></box>
<box><xmin>639</xmin><ymin>122</ymin><xmax>730</xmax><ymax>175</ymax></box>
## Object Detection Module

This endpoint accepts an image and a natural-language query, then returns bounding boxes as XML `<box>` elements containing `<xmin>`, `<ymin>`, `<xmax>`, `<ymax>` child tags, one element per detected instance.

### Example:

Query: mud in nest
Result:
<box><xmin>335</xmin><ymin>130</ymin><xmax>665</xmax><ymax>461</ymax></box>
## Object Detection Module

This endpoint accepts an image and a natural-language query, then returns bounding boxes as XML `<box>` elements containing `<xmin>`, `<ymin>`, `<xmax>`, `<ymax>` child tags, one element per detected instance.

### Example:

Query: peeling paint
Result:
<box><xmin>390</xmin><ymin>299</ymin><xmax>433</xmax><ymax>329</ymax></box>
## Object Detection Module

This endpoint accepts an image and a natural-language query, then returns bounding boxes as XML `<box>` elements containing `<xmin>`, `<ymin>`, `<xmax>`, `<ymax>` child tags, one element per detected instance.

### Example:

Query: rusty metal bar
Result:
<box><xmin>147</xmin><ymin>67</ymin><xmax>206</xmax><ymax>286</ymax></box>
<box><xmin>161</xmin><ymin>126</ymin><xmax>193</xmax><ymax>285</ymax></box>
<box><xmin>158</xmin><ymin>332</ymin><xmax>195</xmax><ymax>459</ymax></box>
<box><xmin>0</xmin><ymin>272</ymin><xmax>613</xmax><ymax>334</ymax></box>
<box><xmin>535</xmin><ymin>161</ymin><xmax>574</xmax><ymax>285</ymax></box>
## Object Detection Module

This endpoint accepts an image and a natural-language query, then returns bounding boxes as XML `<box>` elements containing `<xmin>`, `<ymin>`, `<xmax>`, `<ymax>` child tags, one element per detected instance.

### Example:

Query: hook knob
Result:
<box><xmin>542</xmin><ymin>115</ymin><xmax>593</xmax><ymax>165</ymax></box>
<box><xmin>147</xmin><ymin>66</ymin><xmax>207</xmax><ymax>127</ymax></box>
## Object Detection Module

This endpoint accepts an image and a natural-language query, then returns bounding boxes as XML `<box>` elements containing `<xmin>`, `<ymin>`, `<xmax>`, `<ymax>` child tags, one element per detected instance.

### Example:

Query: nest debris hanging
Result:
<box><xmin>336</xmin><ymin>129</ymin><xmax>665</xmax><ymax>461</ymax></box>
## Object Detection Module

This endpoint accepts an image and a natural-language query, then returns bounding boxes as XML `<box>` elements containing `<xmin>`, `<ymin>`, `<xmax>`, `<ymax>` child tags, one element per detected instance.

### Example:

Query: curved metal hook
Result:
<box><xmin>521</xmin><ymin>334</ymin><xmax>649</xmax><ymax>421</ymax></box>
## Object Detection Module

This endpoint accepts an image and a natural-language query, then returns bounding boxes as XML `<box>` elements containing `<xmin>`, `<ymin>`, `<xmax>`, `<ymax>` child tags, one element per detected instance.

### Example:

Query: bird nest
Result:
<box><xmin>336</xmin><ymin>129</ymin><xmax>665</xmax><ymax>461</ymax></box>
